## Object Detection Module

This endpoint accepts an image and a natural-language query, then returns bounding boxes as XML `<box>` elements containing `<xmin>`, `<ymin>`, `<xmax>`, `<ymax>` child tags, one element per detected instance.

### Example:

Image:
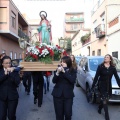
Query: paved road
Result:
<box><xmin>16</xmin><ymin>79</ymin><xmax>120</xmax><ymax>120</ymax></box>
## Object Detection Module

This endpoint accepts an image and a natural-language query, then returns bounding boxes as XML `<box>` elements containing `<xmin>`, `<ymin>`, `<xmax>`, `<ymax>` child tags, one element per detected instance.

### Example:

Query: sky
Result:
<box><xmin>12</xmin><ymin>0</ymin><xmax>94</xmax><ymax>38</ymax></box>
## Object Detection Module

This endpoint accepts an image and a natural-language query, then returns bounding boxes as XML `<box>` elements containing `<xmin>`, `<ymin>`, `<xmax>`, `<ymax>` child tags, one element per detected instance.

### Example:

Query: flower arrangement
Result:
<box><xmin>25</xmin><ymin>43</ymin><xmax>67</xmax><ymax>63</ymax></box>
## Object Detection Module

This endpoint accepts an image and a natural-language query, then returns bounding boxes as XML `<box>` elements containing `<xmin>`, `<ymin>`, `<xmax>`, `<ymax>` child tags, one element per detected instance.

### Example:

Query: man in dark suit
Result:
<box><xmin>0</xmin><ymin>56</ymin><xmax>20</xmax><ymax>120</ymax></box>
<box><xmin>23</xmin><ymin>71</ymin><xmax>31</xmax><ymax>95</ymax></box>
<box><xmin>32</xmin><ymin>71</ymin><xmax>44</xmax><ymax>107</ymax></box>
<box><xmin>52</xmin><ymin>56</ymin><xmax>77</xmax><ymax>120</ymax></box>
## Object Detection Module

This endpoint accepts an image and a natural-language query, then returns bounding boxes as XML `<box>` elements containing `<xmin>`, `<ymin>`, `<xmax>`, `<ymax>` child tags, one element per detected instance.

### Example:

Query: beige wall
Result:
<box><xmin>108</xmin><ymin>31</ymin><xmax>120</xmax><ymax>59</ymax></box>
<box><xmin>107</xmin><ymin>0</ymin><xmax>120</xmax><ymax>35</ymax></box>
<box><xmin>0</xmin><ymin>0</ymin><xmax>31</xmax><ymax>59</ymax></box>
<box><xmin>90</xmin><ymin>0</ymin><xmax>107</xmax><ymax>56</ymax></box>
<box><xmin>0</xmin><ymin>35</ymin><xmax>22</xmax><ymax>59</ymax></box>
<box><xmin>106</xmin><ymin>0</ymin><xmax>120</xmax><ymax>59</ymax></box>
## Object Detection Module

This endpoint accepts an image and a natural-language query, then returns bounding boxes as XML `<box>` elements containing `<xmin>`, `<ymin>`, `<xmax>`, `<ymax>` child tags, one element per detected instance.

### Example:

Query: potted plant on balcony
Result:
<box><xmin>81</xmin><ymin>33</ymin><xmax>91</xmax><ymax>44</ymax></box>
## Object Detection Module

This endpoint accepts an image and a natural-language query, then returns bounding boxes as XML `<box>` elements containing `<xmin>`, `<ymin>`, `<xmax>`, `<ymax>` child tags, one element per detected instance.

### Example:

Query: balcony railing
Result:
<box><xmin>18</xmin><ymin>29</ymin><xmax>29</xmax><ymax>40</ymax></box>
<box><xmin>65</xmin><ymin>18</ymin><xmax>84</xmax><ymax>23</ymax></box>
<box><xmin>95</xmin><ymin>24</ymin><xmax>105</xmax><ymax>38</ymax></box>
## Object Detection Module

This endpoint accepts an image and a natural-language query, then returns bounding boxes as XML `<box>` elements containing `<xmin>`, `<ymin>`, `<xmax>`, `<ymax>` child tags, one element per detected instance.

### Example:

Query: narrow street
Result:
<box><xmin>17</xmin><ymin>78</ymin><xmax>120</xmax><ymax>120</ymax></box>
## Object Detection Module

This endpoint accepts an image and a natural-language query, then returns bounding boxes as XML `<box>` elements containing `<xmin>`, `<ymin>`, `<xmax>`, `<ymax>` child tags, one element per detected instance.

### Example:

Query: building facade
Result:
<box><xmin>64</xmin><ymin>12</ymin><xmax>84</xmax><ymax>38</ymax></box>
<box><xmin>107</xmin><ymin>0</ymin><xmax>120</xmax><ymax>59</ymax></box>
<box><xmin>90</xmin><ymin>0</ymin><xmax>120</xmax><ymax>59</ymax></box>
<box><xmin>71</xmin><ymin>29</ymin><xmax>90</xmax><ymax>56</ymax></box>
<box><xmin>90</xmin><ymin>0</ymin><xmax>107</xmax><ymax>57</ymax></box>
<box><xmin>27</xmin><ymin>19</ymin><xmax>39</xmax><ymax>44</ymax></box>
<box><xmin>0</xmin><ymin>0</ymin><xmax>31</xmax><ymax>59</ymax></box>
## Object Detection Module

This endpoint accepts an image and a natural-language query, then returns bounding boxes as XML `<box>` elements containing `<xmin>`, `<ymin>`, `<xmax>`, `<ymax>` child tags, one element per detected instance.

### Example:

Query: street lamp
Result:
<box><xmin>18</xmin><ymin>37</ymin><xmax>31</xmax><ymax>61</ymax></box>
<box><xmin>58</xmin><ymin>37</ymin><xmax>67</xmax><ymax>49</ymax></box>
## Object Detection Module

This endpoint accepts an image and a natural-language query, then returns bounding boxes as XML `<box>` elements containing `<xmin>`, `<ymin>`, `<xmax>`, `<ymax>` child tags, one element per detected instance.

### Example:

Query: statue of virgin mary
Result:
<box><xmin>37</xmin><ymin>11</ymin><xmax>52</xmax><ymax>45</ymax></box>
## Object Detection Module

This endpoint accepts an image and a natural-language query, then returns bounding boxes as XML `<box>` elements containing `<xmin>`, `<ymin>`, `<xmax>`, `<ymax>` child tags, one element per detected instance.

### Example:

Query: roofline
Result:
<box><xmin>71</xmin><ymin>30</ymin><xmax>80</xmax><ymax>40</ymax></box>
<box><xmin>10</xmin><ymin>0</ymin><xmax>29</xmax><ymax>25</ymax></box>
<box><xmin>71</xmin><ymin>29</ymin><xmax>91</xmax><ymax>40</ymax></box>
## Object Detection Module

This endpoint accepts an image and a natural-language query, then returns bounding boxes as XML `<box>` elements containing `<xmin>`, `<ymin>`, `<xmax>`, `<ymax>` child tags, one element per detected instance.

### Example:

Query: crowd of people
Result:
<box><xmin>0</xmin><ymin>53</ymin><xmax>120</xmax><ymax>120</ymax></box>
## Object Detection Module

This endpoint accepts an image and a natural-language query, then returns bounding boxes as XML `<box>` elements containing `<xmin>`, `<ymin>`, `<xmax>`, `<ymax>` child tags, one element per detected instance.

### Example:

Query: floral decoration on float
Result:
<box><xmin>24</xmin><ymin>42</ymin><xmax>67</xmax><ymax>64</ymax></box>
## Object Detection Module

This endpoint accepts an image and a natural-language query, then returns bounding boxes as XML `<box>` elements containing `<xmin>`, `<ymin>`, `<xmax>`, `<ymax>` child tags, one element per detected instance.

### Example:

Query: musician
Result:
<box><xmin>0</xmin><ymin>56</ymin><xmax>20</xmax><ymax>120</ymax></box>
<box><xmin>52</xmin><ymin>56</ymin><xmax>77</xmax><ymax>120</ymax></box>
<box><xmin>32</xmin><ymin>71</ymin><xmax>44</xmax><ymax>107</ymax></box>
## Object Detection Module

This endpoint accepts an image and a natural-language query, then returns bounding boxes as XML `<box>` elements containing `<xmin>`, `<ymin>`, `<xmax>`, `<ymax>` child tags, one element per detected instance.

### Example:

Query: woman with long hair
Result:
<box><xmin>37</xmin><ymin>11</ymin><xmax>52</xmax><ymax>45</ymax></box>
<box><xmin>52</xmin><ymin>56</ymin><xmax>76</xmax><ymax>120</ymax></box>
<box><xmin>70</xmin><ymin>55</ymin><xmax>77</xmax><ymax>70</ymax></box>
<box><xmin>92</xmin><ymin>54</ymin><xmax>120</xmax><ymax>120</ymax></box>
<box><xmin>0</xmin><ymin>56</ymin><xmax>20</xmax><ymax>120</ymax></box>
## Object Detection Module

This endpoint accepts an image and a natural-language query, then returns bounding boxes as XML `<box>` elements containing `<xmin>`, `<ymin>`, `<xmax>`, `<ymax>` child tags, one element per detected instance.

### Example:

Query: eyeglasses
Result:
<box><xmin>3</xmin><ymin>62</ymin><xmax>11</xmax><ymax>65</ymax></box>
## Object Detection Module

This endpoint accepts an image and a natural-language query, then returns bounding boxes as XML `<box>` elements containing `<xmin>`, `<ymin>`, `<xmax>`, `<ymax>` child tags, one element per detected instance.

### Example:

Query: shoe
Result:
<box><xmin>105</xmin><ymin>114</ymin><xmax>110</xmax><ymax>120</ymax></box>
<box><xmin>44</xmin><ymin>90</ymin><xmax>46</xmax><ymax>94</ymax></box>
<box><xmin>98</xmin><ymin>107</ymin><xmax>102</xmax><ymax>114</ymax></box>
<box><xmin>25</xmin><ymin>87</ymin><xmax>27</xmax><ymax>92</ymax></box>
<box><xmin>38</xmin><ymin>104</ymin><xmax>41</xmax><ymax>107</ymax></box>
<box><xmin>27</xmin><ymin>92</ymin><xmax>30</xmax><ymax>95</ymax></box>
<box><xmin>47</xmin><ymin>88</ymin><xmax>49</xmax><ymax>91</ymax></box>
<box><xmin>34</xmin><ymin>98</ymin><xmax>37</xmax><ymax>104</ymax></box>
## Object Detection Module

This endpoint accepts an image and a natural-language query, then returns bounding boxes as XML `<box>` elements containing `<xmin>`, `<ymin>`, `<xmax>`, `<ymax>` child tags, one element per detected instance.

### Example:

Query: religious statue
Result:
<box><xmin>37</xmin><ymin>11</ymin><xmax>52</xmax><ymax>45</ymax></box>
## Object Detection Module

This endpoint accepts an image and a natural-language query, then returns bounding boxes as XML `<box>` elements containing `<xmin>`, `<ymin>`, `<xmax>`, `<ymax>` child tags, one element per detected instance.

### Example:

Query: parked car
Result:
<box><xmin>11</xmin><ymin>59</ymin><xmax>22</xmax><ymax>67</ymax></box>
<box><xmin>76</xmin><ymin>56</ymin><xmax>120</xmax><ymax>103</ymax></box>
<box><xmin>75</xmin><ymin>56</ymin><xmax>82</xmax><ymax>65</ymax></box>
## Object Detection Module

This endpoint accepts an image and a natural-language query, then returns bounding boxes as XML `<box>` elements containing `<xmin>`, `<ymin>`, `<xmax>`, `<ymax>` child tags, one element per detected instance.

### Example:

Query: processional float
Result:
<box><xmin>19</xmin><ymin>11</ymin><xmax>65</xmax><ymax>71</ymax></box>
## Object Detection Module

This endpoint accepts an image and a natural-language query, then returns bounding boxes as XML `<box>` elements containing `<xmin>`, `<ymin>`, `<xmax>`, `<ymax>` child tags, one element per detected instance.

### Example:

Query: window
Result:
<box><xmin>80</xmin><ymin>14</ymin><xmax>83</xmax><ymax>18</ymax></box>
<box><xmin>71</xmin><ymin>24</ymin><xmax>78</xmax><ymax>30</ymax></box>
<box><xmin>19</xmin><ymin>27</ymin><xmax>21</xmax><ymax>30</ymax></box>
<box><xmin>112</xmin><ymin>51</ymin><xmax>118</xmax><ymax>58</ymax></box>
<box><xmin>79</xmin><ymin>58</ymin><xmax>85</xmax><ymax>68</ymax></box>
<box><xmin>29</xmin><ymin>31</ymin><xmax>31</xmax><ymax>38</ymax></box>
<box><xmin>11</xmin><ymin>11</ymin><xmax>16</xmax><ymax>29</ymax></box>
<box><xmin>2</xmin><ymin>50</ymin><xmax>6</xmax><ymax>53</ymax></box>
<box><xmin>92</xmin><ymin>51</ymin><xmax>95</xmax><ymax>56</ymax></box>
<box><xmin>84</xmin><ymin>58</ymin><xmax>88</xmax><ymax>71</ymax></box>
<box><xmin>92</xmin><ymin>20</ymin><xmax>97</xmax><ymax>34</ymax></box>
<box><xmin>10</xmin><ymin>51</ymin><xmax>13</xmax><ymax>59</ymax></box>
<box><xmin>109</xmin><ymin>17</ymin><xmax>119</xmax><ymax>28</ymax></box>
<box><xmin>0</xmin><ymin>7</ymin><xmax>7</xmax><ymax>23</ymax></box>
<box><xmin>80</xmin><ymin>24</ymin><xmax>82</xmax><ymax>29</ymax></box>
<box><xmin>19</xmin><ymin>53</ymin><xmax>22</xmax><ymax>59</ymax></box>
<box><xmin>14</xmin><ymin>53</ymin><xmax>17</xmax><ymax>59</ymax></box>
<box><xmin>97</xmin><ymin>49</ymin><xmax>101</xmax><ymax>56</ymax></box>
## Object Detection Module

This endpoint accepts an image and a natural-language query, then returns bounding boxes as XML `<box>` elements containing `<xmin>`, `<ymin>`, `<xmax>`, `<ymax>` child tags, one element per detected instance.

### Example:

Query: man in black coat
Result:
<box><xmin>32</xmin><ymin>71</ymin><xmax>44</xmax><ymax>107</ymax></box>
<box><xmin>23</xmin><ymin>71</ymin><xmax>31</xmax><ymax>95</ymax></box>
<box><xmin>0</xmin><ymin>56</ymin><xmax>20</xmax><ymax>120</ymax></box>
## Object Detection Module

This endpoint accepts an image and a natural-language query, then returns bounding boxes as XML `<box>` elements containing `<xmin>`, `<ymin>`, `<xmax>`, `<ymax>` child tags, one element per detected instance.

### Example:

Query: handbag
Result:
<box><xmin>93</xmin><ymin>83</ymin><xmax>101</xmax><ymax>103</ymax></box>
<box><xmin>88</xmin><ymin>83</ymin><xmax>101</xmax><ymax>104</ymax></box>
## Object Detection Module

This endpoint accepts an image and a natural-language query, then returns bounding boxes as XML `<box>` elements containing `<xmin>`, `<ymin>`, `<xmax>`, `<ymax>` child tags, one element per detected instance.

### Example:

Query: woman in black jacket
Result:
<box><xmin>52</xmin><ymin>56</ymin><xmax>77</xmax><ymax>120</ymax></box>
<box><xmin>0</xmin><ymin>56</ymin><xmax>20</xmax><ymax>120</ymax></box>
<box><xmin>92</xmin><ymin>54</ymin><xmax>120</xmax><ymax>120</ymax></box>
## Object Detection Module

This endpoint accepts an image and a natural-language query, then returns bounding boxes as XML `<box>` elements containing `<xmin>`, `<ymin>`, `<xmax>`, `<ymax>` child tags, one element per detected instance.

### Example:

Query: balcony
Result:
<box><xmin>82</xmin><ymin>38</ymin><xmax>91</xmax><ymax>46</ymax></box>
<box><xmin>18</xmin><ymin>29</ymin><xmax>29</xmax><ymax>40</ymax></box>
<box><xmin>95</xmin><ymin>24</ymin><xmax>105</xmax><ymax>38</ymax></box>
<box><xmin>65</xmin><ymin>18</ymin><xmax>84</xmax><ymax>23</ymax></box>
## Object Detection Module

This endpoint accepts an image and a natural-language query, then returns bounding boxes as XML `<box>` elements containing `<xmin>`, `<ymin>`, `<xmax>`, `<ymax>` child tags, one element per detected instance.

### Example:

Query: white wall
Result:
<box><xmin>108</xmin><ymin>30</ymin><xmax>120</xmax><ymax>59</ymax></box>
